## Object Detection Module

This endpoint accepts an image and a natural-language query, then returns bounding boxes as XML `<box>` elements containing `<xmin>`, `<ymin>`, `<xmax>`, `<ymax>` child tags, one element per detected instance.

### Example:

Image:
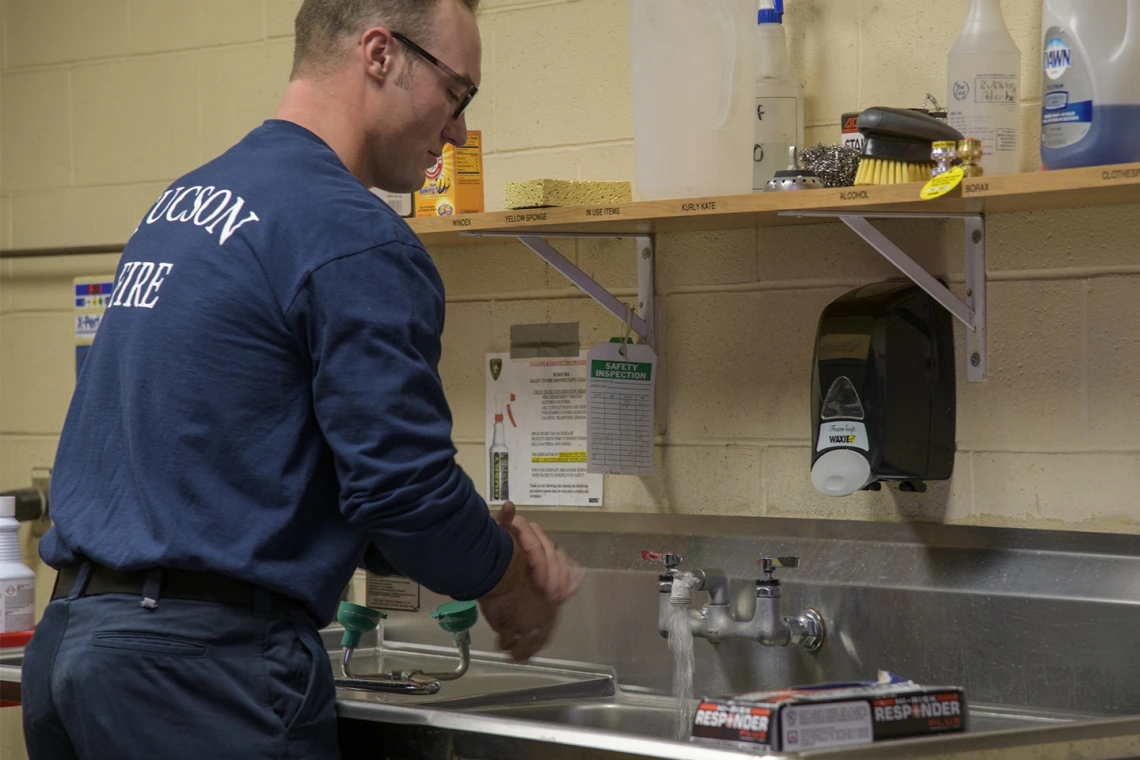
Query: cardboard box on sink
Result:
<box><xmin>690</xmin><ymin>675</ymin><xmax>968</xmax><ymax>753</ymax></box>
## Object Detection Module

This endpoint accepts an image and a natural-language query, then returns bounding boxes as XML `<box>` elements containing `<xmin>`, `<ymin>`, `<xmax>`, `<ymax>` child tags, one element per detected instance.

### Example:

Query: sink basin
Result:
<box><xmin>340</xmin><ymin>689</ymin><xmax>1140</xmax><ymax>760</ymax></box>
<box><xmin>470</xmin><ymin>693</ymin><xmax>1107</xmax><ymax>741</ymax></box>
<box><xmin>329</xmin><ymin>641</ymin><xmax>615</xmax><ymax>709</ymax></box>
<box><xmin>473</xmin><ymin>695</ymin><xmax>680</xmax><ymax>739</ymax></box>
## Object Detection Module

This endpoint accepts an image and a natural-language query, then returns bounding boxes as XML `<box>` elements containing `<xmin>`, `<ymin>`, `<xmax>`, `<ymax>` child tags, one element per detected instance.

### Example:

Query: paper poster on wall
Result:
<box><xmin>485</xmin><ymin>352</ymin><xmax>603</xmax><ymax>507</ymax></box>
<box><xmin>74</xmin><ymin>277</ymin><xmax>115</xmax><ymax>379</ymax></box>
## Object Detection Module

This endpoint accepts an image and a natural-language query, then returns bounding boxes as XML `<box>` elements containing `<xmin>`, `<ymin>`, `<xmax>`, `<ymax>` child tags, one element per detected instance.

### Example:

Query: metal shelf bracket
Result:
<box><xmin>780</xmin><ymin>211</ymin><xmax>986</xmax><ymax>382</ymax></box>
<box><xmin>464</xmin><ymin>232</ymin><xmax>655</xmax><ymax>350</ymax></box>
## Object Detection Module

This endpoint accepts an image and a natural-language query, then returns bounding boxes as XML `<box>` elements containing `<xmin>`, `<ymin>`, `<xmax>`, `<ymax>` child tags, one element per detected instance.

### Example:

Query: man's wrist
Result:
<box><xmin>481</xmin><ymin>531</ymin><xmax>528</xmax><ymax>600</ymax></box>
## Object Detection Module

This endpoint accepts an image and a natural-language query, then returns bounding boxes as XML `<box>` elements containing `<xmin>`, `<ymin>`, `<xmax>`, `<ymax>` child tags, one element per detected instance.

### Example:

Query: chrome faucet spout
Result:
<box><xmin>646</xmin><ymin>550</ymin><xmax>826</xmax><ymax>651</ymax></box>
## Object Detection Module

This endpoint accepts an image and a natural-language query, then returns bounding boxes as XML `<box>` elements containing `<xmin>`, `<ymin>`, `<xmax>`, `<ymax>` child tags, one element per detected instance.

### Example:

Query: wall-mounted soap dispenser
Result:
<box><xmin>810</xmin><ymin>282</ymin><xmax>956</xmax><ymax>497</ymax></box>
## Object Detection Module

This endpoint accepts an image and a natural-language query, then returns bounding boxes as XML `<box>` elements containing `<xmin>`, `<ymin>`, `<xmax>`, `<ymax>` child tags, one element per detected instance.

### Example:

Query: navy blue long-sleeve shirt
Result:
<box><xmin>41</xmin><ymin>120</ymin><xmax>512</xmax><ymax>624</ymax></box>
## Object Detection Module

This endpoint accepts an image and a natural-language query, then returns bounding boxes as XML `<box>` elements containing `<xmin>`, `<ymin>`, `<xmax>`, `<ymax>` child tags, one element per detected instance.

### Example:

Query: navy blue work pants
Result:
<box><xmin>21</xmin><ymin>564</ymin><xmax>339</xmax><ymax>759</ymax></box>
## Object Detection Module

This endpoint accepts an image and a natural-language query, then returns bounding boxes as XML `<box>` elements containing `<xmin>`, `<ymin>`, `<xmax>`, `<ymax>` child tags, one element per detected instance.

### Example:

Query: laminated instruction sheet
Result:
<box><xmin>586</xmin><ymin>342</ymin><xmax>656</xmax><ymax>476</ymax></box>
<box><xmin>485</xmin><ymin>352</ymin><xmax>603</xmax><ymax>507</ymax></box>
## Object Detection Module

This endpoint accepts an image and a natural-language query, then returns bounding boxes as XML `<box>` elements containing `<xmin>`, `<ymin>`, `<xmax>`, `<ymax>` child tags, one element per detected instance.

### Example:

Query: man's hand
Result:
<box><xmin>478</xmin><ymin>502</ymin><xmax>584</xmax><ymax>662</ymax></box>
<box><xmin>495</xmin><ymin>502</ymin><xmax>583</xmax><ymax>603</ymax></box>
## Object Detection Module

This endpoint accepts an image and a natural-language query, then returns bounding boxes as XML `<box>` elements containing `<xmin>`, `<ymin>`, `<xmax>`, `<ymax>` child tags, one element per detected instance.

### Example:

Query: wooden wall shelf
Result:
<box><xmin>408</xmin><ymin>162</ymin><xmax>1140</xmax><ymax>246</ymax></box>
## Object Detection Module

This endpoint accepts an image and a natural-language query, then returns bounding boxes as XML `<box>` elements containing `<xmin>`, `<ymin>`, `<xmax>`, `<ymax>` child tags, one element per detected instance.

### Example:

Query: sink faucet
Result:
<box><xmin>641</xmin><ymin>551</ymin><xmax>824</xmax><ymax>650</ymax></box>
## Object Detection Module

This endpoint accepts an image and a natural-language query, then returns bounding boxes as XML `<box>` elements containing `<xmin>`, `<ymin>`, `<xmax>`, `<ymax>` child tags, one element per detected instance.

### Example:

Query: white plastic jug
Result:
<box><xmin>629</xmin><ymin>0</ymin><xmax>756</xmax><ymax>200</ymax></box>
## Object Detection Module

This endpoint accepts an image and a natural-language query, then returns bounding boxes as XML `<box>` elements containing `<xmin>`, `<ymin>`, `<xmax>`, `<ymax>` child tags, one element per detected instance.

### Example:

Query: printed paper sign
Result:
<box><xmin>485</xmin><ymin>352</ymin><xmax>603</xmax><ymax>506</ymax></box>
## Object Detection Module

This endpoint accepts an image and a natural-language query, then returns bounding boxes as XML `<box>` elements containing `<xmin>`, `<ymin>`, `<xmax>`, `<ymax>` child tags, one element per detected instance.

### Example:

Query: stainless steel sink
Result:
<box><xmin>340</xmin><ymin>691</ymin><xmax>1140</xmax><ymax>760</ymax></box>
<box><xmin>469</xmin><ymin>693</ymin><xmax>1107</xmax><ymax>740</ymax></box>
<box><xmin>472</xmin><ymin>694</ymin><xmax>680</xmax><ymax>738</ymax></box>
<box><xmin>0</xmin><ymin>650</ymin><xmax>24</xmax><ymax>705</ymax></box>
<box><xmin>325</xmin><ymin>633</ymin><xmax>616</xmax><ymax>709</ymax></box>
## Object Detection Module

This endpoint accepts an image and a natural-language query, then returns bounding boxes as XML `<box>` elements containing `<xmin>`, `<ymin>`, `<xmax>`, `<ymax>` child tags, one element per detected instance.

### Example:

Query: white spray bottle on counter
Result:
<box><xmin>947</xmin><ymin>0</ymin><xmax>1021</xmax><ymax>175</ymax></box>
<box><xmin>0</xmin><ymin>496</ymin><xmax>35</xmax><ymax>633</ymax></box>
<box><xmin>752</xmin><ymin>0</ymin><xmax>804</xmax><ymax>192</ymax></box>
<box><xmin>489</xmin><ymin>393</ymin><xmax>516</xmax><ymax>502</ymax></box>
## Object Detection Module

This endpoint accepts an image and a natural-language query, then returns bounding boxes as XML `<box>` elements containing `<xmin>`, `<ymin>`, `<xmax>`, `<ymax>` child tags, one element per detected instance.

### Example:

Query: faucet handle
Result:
<box><xmin>758</xmin><ymin>556</ymin><xmax>799</xmax><ymax>576</ymax></box>
<box><xmin>757</xmin><ymin>556</ymin><xmax>798</xmax><ymax>599</ymax></box>
<box><xmin>641</xmin><ymin>550</ymin><xmax>682</xmax><ymax>573</ymax></box>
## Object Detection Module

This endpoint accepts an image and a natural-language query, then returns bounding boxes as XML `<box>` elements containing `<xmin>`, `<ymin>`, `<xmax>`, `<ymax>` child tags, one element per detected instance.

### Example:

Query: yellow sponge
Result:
<box><xmin>505</xmin><ymin>179</ymin><xmax>632</xmax><ymax>209</ymax></box>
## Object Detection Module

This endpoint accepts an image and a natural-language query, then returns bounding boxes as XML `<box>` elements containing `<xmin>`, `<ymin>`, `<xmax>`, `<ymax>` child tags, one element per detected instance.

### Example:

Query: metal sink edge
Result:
<box><xmin>336</xmin><ymin>694</ymin><xmax>1140</xmax><ymax>760</ymax></box>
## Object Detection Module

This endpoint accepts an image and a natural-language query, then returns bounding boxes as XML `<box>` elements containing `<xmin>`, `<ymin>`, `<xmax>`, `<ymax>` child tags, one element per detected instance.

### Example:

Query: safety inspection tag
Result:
<box><xmin>586</xmin><ymin>341</ymin><xmax>656</xmax><ymax>477</ymax></box>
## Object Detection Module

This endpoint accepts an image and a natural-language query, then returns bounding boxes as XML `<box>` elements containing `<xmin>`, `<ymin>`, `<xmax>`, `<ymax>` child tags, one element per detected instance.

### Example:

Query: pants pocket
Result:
<box><xmin>285</xmin><ymin>627</ymin><xmax>325</xmax><ymax>732</ymax></box>
<box><xmin>91</xmin><ymin>631</ymin><xmax>209</xmax><ymax>657</ymax></box>
<box><xmin>265</xmin><ymin>618</ymin><xmax>328</xmax><ymax>733</ymax></box>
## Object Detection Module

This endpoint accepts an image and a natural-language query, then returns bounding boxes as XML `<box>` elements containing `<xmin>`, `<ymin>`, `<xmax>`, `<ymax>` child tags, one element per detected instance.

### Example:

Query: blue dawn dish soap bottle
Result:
<box><xmin>1041</xmin><ymin>0</ymin><xmax>1140</xmax><ymax>169</ymax></box>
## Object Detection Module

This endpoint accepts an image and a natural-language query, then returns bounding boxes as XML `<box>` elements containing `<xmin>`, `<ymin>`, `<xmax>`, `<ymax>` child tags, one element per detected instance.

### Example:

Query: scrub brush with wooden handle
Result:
<box><xmin>854</xmin><ymin>107</ymin><xmax>964</xmax><ymax>186</ymax></box>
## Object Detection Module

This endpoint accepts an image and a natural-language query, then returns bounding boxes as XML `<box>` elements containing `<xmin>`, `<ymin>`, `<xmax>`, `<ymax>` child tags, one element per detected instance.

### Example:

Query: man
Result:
<box><xmin>22</xmin><ymin>1</ymin><xmax>580</xmax><ymax>758</ymax></box>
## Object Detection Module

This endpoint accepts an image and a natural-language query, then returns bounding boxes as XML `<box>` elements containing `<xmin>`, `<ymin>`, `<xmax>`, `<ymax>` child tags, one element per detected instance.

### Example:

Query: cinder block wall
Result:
<box><xmin>2</xmin><ymin>0</ymin><xmax>1137</xmax><ymax>560</ymax></box>
<box><xmin>1</xmin><ymin>3</ymin><xmax>1137</xmax><ymax>753</ymax></box>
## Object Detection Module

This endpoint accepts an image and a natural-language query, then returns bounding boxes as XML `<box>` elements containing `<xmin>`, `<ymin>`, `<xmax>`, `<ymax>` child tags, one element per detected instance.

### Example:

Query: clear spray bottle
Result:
<box><xmin>947</xmin><ymin>0</ymin><xmax>1021</xmax><ymax>175</ymax></box>
<box><xmin>752</xmin><ymin>0</ymin><xmax>805</xmax><ymax>192</ymax></box>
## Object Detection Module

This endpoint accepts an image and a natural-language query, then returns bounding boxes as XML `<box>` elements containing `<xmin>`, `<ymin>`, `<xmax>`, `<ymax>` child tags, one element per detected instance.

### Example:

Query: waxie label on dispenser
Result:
<box><xmin>817</xmin><ymin>422</ymin><xmax>869</xmax><ymax>452</ymax></box>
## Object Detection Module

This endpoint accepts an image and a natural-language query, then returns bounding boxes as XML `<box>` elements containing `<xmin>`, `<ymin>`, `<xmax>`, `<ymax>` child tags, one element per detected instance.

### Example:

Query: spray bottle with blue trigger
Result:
<box><xmin>490</xmin><ymin>393</ymin><xmax>516</xmax><ymax>501</ymax></box>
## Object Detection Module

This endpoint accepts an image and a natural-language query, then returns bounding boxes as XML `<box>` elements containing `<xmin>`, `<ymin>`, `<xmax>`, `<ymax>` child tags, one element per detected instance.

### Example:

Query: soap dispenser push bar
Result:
<box><xmin>780</xmin><ymin>210</ymin><xmax>987</xmax><ymax>382</ymax></box>
<box><xmin>642</xmin><ymin>551</ymin><xmax>825</xmax><ymax>650</ymax></box>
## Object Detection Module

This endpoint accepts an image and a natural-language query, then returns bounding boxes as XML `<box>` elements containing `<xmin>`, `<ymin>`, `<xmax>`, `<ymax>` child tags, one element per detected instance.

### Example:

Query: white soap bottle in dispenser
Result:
<box><xmin>752</xmin><ymin>0</ymin><xmax>805</xmax><ymax>192</ymax></box>
<box><xmin>947</xmin><ymin>0</ymin><xmax>1021</xmax><ymax>175</ymax></box>
<box><xmin>0</xmin><ymin>496</ymin><xmax>35</xmax><ymax>633</ymax></box>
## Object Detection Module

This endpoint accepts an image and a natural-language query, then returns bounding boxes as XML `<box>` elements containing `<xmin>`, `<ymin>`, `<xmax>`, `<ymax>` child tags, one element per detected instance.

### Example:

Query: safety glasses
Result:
<box><xmin>391</xmin><ymin>32</ymin><xmax>478</xmax><ymax>120</ymax></box>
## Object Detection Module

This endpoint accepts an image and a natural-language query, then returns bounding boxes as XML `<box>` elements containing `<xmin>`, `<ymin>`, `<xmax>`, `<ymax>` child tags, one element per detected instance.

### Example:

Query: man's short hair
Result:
<box><xmin>292</xmin><ymin>0</ymin><xmax>480</xmax><ymax>79</ymax></box>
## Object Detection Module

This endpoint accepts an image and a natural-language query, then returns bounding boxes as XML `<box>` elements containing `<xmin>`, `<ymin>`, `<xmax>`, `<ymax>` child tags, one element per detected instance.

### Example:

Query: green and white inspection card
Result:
<box><xmin>586</xmin><ymin>341</ymin><xmax>656</xmax><ymax>476</ymax></box>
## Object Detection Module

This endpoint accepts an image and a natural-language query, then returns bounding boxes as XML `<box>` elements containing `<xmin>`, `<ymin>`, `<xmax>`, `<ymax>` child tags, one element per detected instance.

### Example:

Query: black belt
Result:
<box><xmin>53</xmin><ymin>563</ymin><xmax>259</xmax><ymax>607</ymax></box>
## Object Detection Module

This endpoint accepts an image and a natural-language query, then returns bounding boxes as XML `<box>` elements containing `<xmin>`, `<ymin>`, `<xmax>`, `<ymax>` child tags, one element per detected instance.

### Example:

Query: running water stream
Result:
<box><xmin>667</xmin><ymin>575</ymin><xmax>698</xmax><ymax>740</ymax></box>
